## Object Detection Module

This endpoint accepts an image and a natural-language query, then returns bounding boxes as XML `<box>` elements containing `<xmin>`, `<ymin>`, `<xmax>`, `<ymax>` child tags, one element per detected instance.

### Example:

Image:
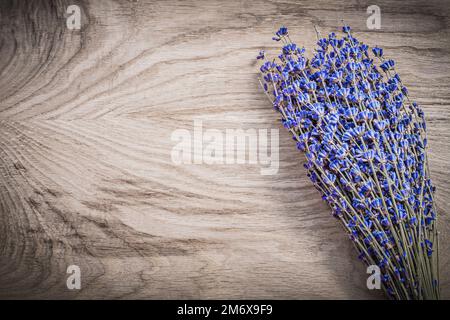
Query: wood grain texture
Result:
<box><xmin>0</xmin><ymin>0</ymin><xmax>449</xmax><ymax>299</ymax></box>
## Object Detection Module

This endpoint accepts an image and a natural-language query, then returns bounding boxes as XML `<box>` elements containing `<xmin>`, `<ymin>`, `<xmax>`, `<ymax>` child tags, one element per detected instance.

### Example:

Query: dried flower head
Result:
<box><xmin>257</xmin><ymin>25</ymin><xmax>439</xmax><ymax>300</ymax></box>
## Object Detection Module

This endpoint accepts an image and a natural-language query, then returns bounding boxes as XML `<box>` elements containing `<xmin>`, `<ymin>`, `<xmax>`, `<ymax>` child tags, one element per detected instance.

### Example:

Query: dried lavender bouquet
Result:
<box><xmin>257</xmin><ymin>26</ymin><xmax>439</xmax><ymax>299</ymax></box>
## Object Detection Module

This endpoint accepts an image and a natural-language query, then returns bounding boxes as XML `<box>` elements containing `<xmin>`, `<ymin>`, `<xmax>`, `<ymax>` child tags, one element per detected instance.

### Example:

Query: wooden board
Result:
<box><xmin>0</xmin><ymin>0</ymin><xmax>448</xmax><ymax>299</ymax></box>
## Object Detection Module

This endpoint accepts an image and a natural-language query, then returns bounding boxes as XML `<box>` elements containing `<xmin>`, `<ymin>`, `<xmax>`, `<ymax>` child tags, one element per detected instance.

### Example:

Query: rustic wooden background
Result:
<box><xmin>0</xmin><ymin>0</ymin><xmax>449</xmax><ymax>299</ymax></box>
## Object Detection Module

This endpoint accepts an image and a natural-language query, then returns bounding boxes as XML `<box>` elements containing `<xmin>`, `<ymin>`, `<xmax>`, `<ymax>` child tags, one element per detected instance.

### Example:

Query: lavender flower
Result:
<box><xmin>257</xmin><ymin>26</ymin><xmax>439</xmax><ymax>300</ymax></box>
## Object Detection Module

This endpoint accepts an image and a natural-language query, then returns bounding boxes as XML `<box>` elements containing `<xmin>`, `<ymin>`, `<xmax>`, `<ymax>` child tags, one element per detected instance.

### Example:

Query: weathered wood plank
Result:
<box><xmin>0</xmin><ymin>0</ymin><xmax>448</xmax><ymax>299</ymax></box>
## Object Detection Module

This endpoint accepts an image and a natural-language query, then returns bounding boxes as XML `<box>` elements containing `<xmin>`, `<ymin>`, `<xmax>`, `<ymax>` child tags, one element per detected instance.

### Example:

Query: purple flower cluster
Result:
<box><xmin>258</xmin><ymin>26</ymin><xmax>439</xmax><ymax>299</ymax></box>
